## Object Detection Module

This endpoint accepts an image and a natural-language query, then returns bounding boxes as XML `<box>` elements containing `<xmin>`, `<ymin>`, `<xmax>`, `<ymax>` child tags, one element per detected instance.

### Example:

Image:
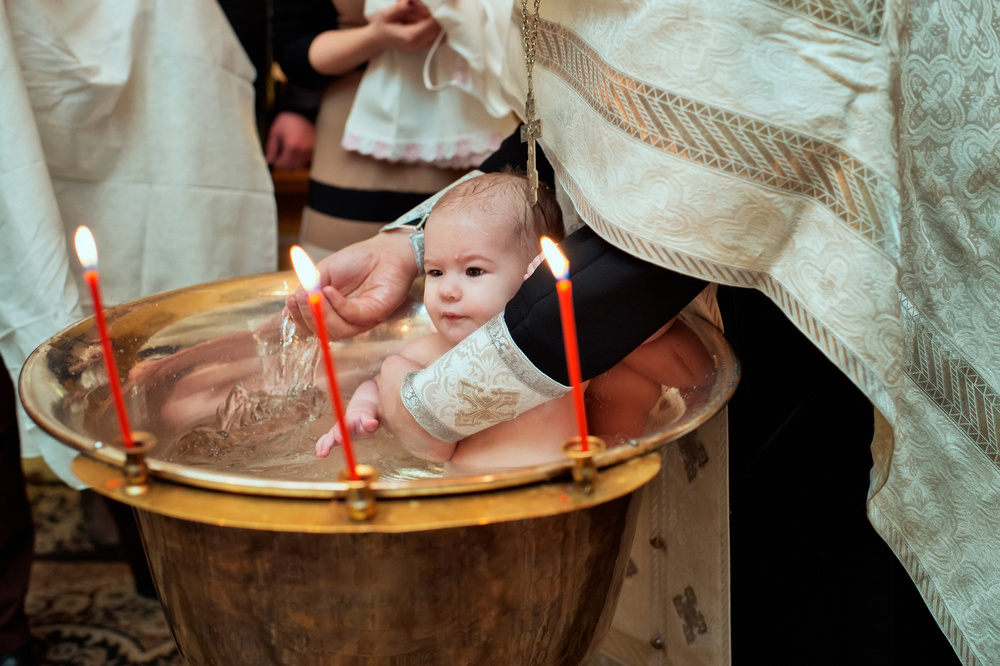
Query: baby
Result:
<box><xmin>315</xmin><ymin>172</ymin><xmax>581</xmax><ymax>472</ymax></box>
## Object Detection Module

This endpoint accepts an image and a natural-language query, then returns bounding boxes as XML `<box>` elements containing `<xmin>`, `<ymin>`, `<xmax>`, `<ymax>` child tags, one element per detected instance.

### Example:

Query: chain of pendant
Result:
<box><xmin>521</xmin><ymin>0</ymin><xmax>541</xmax><ymax>100</ymax></box>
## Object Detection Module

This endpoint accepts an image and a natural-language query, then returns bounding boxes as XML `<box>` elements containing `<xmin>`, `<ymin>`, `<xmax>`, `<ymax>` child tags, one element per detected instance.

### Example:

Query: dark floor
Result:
<box><xmin>23</xmin><ymin>477</ymin><xmax>181</xmax><ymax>666</ymax></box>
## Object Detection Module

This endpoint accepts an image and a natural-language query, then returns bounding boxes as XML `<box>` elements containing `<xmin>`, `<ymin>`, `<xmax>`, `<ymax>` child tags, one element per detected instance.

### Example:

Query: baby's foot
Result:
<box><xmin>315</xmin><ymin>418</ymin><xmax>380</xmax><ymax>458</ymax></box>
<box><xmin>316</xmin><ymin>429</ymin><xmax>338</xmax><ymax>458</ymax></box>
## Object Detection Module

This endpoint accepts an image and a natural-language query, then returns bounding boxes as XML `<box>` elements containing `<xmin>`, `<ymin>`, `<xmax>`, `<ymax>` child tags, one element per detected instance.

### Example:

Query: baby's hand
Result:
<box><xmin>315</xmin><ymin>413</ymin><xmax>380</xmax><ymax>458</ymax></box>
<box><xmin>524</xmin><ymin>252</ymin><xmax>545</xmax><ymax>280</ymax></box>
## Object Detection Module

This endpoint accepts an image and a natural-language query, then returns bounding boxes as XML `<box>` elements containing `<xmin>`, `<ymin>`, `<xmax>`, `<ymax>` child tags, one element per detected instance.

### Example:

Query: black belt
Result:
<box><xmin>308</xmin><ymin>180</ymin><xmax>433</xmax><ymax>223</ymax></box>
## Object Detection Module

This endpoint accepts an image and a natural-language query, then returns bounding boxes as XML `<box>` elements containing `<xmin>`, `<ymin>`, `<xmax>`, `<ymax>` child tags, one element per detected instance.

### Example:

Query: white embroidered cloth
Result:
<box><xmin>341</xmin><ymin>0</ymin><xmax>512</xmax><ymax>168</ymax></box>
<box><xmin>431</xmin><ymin>0</ymin><xmax>1000</xmax><ymax>663</ymax></box>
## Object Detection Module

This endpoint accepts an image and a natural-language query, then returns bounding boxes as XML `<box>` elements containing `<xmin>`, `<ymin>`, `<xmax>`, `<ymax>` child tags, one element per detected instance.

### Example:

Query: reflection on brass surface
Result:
<box><xmin>20</xmin><ymin>272</ymin><xmax>739</xmax><ymax>499</ymax></box>
<box><xmin>340</xmin><ymin>463</ymin><xmax>378</xmax><ymax>521</ymax></box>
<box><xmin>121</xmin><ymin>431</ymin><xmax>156</xmax><ymax>497</ymax></box>
<box><xmin>562</xmin><ymin>436</ymin><xmax>607</xmax><ymax>493</ymax></box>
<box><xmin>20</xmin><ymin>268</ymin><xmax>733</xmax><ymax>665</ymax></box>
<box><xmin>74</xmin><ymin>453</ymin><xmax>657</xmax><ymax>664</ymax></box>
<box><xmin>74</xmin><ymin>451</ymin><xmax>659</xmax><ymax>533</ymax></box>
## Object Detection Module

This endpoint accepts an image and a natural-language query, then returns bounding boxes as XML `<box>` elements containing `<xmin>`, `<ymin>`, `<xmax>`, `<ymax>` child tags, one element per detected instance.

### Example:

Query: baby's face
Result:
<box><xmin>422</xmin><ymin>206</ymin><xmax>528</xmax><ymax>345</ymax></box>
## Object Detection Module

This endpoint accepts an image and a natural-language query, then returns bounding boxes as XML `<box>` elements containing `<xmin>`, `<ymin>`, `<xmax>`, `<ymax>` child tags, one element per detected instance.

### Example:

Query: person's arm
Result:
<box><xmin>386</xmin><ymin>334</ymin><xmax>458</xmax><ymax>461</ymax></box>
<box><xmin>307</xmin><ymin>1</ymin><xmax>441</xmax><ymax>77</ymax></box>
<box><xmin>284</xmin><ymin>228</ymin><xmax>419</xmax><ymax>338</ymax></box>
<box><xmin>273</xmin><ymin>0</ymin><xmax>440</xmax><ymax>85</ymax></box>
<box><xmin>315</xmin><ymin>327</ymin><xmax>446</xmax><ymax>459</ymax></box>
<box><xmin>378</xmin><ymin>354</ymin><xmax>457</xmax><ymax>461</ymax></box>
<box><xmin>316</xmin><ymin>379</ymin><xmax>380</xmax><ymax>457</ymax></box>
<box><xmin>272</xmin><ymin>0</ymin><xmax>339</xmax><ymax>89</ymax></box>
<box><xmin>281</xmin><ymin>130</ymin><xmax>532</xmax><ymax>339</ymax></box>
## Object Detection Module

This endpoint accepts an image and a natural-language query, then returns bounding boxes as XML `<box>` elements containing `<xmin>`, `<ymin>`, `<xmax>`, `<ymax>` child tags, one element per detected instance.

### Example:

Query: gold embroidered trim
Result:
<box><xmin>539</xmin><ymin>19</ymin><xmax>1000</xmax><ymax>469</ymax></box>
<box><xmin>563</xmin><ymin>147</ymin><xmax>1000</xmax><ymax>469</ymax></box>
<box><xmin>485</xmin><ymin>314</ymin><xmax>568</xmax><ymax>396</ymax></box>
<box><xmin>454</xmin><ymin>379</ymin><xmax>519</xmax><ymax>427</ymax></box>
<box><xmin>536</xmin><ymin>19</ymin><xmax>897</xmax><ymax>257</ymax></box>
<box><xmin>761</xmin><ymin>0</ymin><xmax>886</xmax><ymax>41</ymax></box>
<box><xmin>901</xmin><ymin>293</ymin><xmax>1000</xmax><ymax>467</ymax></box>
<box><xmin>401</xmin><ymin>370</ymin><xmax>464</xmax><ymax>443</ymax></box>
<box><xmin>554</xmin><ymin>158</ymin><xmax>895</xmax><ymax>417</ymax></box>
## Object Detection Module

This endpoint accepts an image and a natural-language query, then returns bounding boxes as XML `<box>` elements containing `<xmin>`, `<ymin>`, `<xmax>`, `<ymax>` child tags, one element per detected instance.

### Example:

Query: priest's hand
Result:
<box><xmin>376</xmin><ymin>354</ymin><xmax>457</xmax><ymax>462</ymax></box>
<box><xmin>285</xmin><ymin>231</ymin><xmax>419</xmax><ymax>339</ymax></box>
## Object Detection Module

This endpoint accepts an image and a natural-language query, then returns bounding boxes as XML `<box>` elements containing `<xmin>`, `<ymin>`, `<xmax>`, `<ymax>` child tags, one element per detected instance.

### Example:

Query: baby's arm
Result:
<box><xmin>315</xmin><ymin>379</ymin><xmax>380</xmax><ymax>458</ymax></box>
<box><xmin>375</xmin><ymin>333</ymin><xmax>460</xmax><ymax>462</ymax></box>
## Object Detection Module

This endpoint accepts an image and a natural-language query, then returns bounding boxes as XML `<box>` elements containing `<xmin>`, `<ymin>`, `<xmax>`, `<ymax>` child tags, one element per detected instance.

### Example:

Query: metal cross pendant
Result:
<box><xmin>520</xmin><ymin>93</ymin><xmax>543</xmax><ymax>206</ymax></box>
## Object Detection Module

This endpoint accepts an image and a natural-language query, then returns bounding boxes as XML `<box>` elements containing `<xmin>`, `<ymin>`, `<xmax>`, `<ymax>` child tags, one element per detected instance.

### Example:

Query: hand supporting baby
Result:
<box><xmin>524</xmin><ymin>252</ymin><xmax>545</xmax><ymax>281</ymax></box>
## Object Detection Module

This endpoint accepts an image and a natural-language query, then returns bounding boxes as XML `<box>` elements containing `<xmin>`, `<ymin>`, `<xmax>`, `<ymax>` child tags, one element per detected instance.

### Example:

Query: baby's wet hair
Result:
<box><xmin>433</xmin><ymin>169</ymin><xmax>564</xmax><ymax>259</ymax></box>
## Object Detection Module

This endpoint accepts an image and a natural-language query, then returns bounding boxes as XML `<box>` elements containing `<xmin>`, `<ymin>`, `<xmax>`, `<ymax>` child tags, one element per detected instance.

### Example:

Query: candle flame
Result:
<box><xmin>290</xmin><ymin>245</ymin><xmax>320</xmax><ymax>294</ymax></box>
<box><xmin>540</xmin><ymin>237</ymin><xmax>568</xmax><ymax>280</ymax></box>
<box><xmin>74</xmin><ymin>226</ymin><xmax>98</xmax><ymax>271</ymax></box>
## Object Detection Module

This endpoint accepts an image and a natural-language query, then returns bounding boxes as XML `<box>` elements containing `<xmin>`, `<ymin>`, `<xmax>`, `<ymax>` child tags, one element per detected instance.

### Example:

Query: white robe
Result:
<box><xmin>426</xmin><ymin>0</ymin><xmax>1000</xmax><ymax>663</ymax></box>
<box><xmin>0</xmin><ymin>0</ymin><xmax>277</xmax><ymax>485</ymax></box>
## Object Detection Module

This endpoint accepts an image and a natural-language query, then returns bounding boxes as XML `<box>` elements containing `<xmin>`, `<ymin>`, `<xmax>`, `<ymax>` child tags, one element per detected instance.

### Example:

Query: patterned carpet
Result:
<box><xmin>25</xmin><ymin>480</ymin><xmax>182</xmax><ymax>666</ymax></box>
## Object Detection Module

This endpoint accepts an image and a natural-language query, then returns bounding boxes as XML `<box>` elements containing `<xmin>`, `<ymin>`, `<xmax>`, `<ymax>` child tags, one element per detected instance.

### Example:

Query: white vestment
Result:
<box><xmin>0</xmin><ymin>0</ymin><xmax>277</xmax><ymax>485</ymax></box>
<box><xmin>425</xmin><ymin>0</ymin><xmax>1000</xmax><ymax>663</ymax></box>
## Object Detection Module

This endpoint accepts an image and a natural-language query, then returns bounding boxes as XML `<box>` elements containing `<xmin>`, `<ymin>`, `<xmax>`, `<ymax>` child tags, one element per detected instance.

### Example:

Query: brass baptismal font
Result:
<box><xmin>20</xmin><ymin>272</ymin><xmax>738</xmax><ymax>664</ymax></box>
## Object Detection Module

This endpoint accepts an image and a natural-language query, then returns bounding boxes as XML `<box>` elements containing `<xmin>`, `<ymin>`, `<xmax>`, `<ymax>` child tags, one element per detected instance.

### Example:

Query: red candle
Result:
<box><xmin>540</xmin><ymin>237</ymin><xmax>589</xmax><ymax>450</ymax></box>
<box><xmin>290</xmin><ymin>246</ymin><xmax>359</xmax><ymax>480</ymax></box>
<box><xmin>73</xmin><ymin>226</ymin><xmax>134</xmax><ymax>449</ymax></box>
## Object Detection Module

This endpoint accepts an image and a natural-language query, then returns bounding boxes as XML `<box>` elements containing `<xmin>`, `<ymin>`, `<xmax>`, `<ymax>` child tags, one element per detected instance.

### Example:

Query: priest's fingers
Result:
<box><xmin>284</xmin><ymin>288</ymin><xmax>317</xmax><ymax>335</ymax></box>
<box><xmin>320</xmin><ymin>278</ymin><xmax>412</xmax><ymax>339</ymax></box>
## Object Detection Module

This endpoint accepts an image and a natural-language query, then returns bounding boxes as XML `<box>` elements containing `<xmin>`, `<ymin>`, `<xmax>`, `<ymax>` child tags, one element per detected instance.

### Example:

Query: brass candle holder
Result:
<box><xmin>339</xmin><ymin>464</ymin><xmax>379</xmax><ymax>521</ymax></box>
<box><xmin>118</xmin><ymin>432</ymin><xmax>157</xmax><ymax>497</ymax></box>
<box><xmin>561</xmin><ymin>436</ymin><xmax>607</xmax><ymax>494</ymax></box>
